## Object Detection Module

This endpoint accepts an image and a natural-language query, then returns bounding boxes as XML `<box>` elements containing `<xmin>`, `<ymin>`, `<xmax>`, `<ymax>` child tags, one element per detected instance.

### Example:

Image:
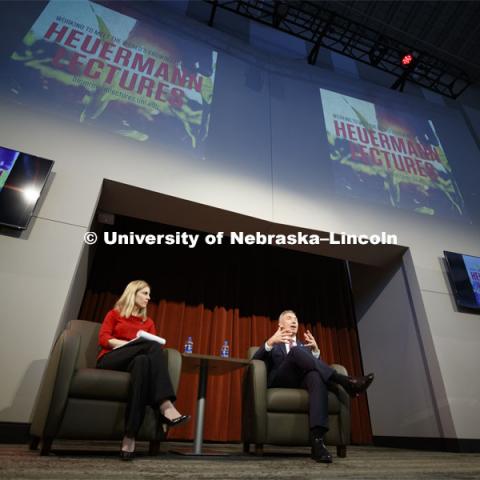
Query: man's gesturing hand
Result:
<box><xmin>267</xmin><ymin>326</ymin><xmax>293</xmax><ymax>348</ymax></box>
<box><xmin>304</xmin><ymin>329</ymin><xmax>320</xmax><ymax>354</ymax></box>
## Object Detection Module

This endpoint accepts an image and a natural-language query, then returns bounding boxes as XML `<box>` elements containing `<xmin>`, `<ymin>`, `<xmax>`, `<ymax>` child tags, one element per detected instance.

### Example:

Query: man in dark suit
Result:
<box><xmin>253</xmin><ymin>310</ymin><xmax>374</xmax><ymax>463</ymax></box>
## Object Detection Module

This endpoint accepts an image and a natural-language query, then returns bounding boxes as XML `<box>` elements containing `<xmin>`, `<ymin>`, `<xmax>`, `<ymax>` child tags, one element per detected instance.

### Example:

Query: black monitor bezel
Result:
<box><xmin>444</xmin><ymin>250</ymin><xmax>480</xmax><ymax>313</ymax></box>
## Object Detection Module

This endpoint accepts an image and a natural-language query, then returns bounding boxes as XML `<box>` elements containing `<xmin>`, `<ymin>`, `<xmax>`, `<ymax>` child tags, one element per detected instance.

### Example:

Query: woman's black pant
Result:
<box><xmin>97</xmin><ymin>339</ymin><xmax>175</xmax><ymax>437</ymax></box>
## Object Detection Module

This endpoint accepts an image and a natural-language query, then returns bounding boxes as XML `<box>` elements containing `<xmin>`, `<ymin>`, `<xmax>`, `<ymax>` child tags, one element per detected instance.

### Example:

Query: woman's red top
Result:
<box><xmin>97</xmin><ymin>308</ymin><xmax>156</xmax><ymax>360</ymax></box>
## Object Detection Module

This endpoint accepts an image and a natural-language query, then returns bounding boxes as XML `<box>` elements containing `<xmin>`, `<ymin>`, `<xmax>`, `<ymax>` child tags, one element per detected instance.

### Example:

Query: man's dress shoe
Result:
<box><xmin>344</xmin><ymin>373</ymin><xmax>374</xmax><ymax>397</ymax></box>
<box><xmin>311</xmin><ymin>437</ymin><xmax>333</xmax><ymax>463</ymax></box>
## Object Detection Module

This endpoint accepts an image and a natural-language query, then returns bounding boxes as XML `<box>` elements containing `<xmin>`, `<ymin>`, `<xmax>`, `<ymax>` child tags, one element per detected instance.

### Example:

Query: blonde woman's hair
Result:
<box><xmin>115</xmin><ymin>280</ymin><xmax>150</xmax><ymax>319</ymax></box>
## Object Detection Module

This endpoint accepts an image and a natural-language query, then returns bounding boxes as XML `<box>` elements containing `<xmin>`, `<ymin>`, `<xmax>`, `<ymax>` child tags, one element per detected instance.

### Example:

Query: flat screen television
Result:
<box><xmin>0</xmin><ymin>145</ymin><xmax>54</xmax><ymax>230</ymax></box>
<box><xmin>444</xmin><ymin>251</ymin><xmax>480</xmax><ymax>312</ymax></box>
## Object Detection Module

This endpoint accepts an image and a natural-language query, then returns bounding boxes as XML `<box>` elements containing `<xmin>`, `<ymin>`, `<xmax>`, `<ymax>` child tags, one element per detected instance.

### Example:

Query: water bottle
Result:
<box><xmin>184</xmin><ymin>336</ymin><xmax>193</xmax><ymax>354</ymax></box>
<box><xmin>220</xmin><ymin>340</ymin><xmax>230</xmax><ymax>358</ymax></box>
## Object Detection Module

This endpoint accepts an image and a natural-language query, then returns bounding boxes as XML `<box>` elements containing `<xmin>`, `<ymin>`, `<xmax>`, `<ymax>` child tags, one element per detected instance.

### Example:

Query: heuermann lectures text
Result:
<box><xmin>334</xmin><ymin>119</ymin><xmax>443</xmax><ymax>179</ymax></box>
<box><xmin>43</xmin><ymin>21</ymin><xmax>204</xmax><ymax>107</ymax></box>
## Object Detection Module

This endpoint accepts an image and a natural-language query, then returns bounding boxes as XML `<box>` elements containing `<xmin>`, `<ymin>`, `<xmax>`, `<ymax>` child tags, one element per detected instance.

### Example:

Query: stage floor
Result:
<box><xmin>1</xmin><ymin>441</ymin><xmax>480</xmax><ymax>480</ymax></box>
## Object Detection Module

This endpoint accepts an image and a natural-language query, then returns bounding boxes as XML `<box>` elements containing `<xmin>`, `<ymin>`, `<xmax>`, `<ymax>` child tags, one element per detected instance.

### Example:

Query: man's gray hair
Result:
<box><xmin>279</xmin><ymin>310</ymin><xmax>297</xmax><ymax>321</ymax></box>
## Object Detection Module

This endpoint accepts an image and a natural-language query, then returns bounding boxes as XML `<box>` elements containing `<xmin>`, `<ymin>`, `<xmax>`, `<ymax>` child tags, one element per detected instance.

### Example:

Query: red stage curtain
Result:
<box><xmin>78</xmin><ymin>216</ymin><xmax>372</xmax><ymax>444</ymax></box>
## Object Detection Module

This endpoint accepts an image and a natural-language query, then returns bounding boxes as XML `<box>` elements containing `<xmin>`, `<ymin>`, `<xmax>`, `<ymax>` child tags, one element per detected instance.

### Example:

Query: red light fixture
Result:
<box><xmin>401</xmin><ymin>53</ymin><xmax>414</xmax><ymax>66</ymax></box>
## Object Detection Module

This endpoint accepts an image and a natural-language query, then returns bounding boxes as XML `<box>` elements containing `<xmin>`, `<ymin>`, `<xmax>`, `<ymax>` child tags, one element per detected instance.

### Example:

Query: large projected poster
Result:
<box><xmin>320</xmin><ymin>88</ymin><xmax>467</xmax><ymax>219</ymax></box>
<box><xmin>7</xmin><ymin>0</ymin><xmax>218</xmax><ymax>156</ymax></box>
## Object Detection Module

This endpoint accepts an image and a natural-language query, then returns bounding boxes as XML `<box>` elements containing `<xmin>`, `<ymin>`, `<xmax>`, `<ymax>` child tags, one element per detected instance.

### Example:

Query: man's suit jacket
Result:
<box><xmin>253</xmin><ymin>342</ymin><xmax>334</xmax><ymax>388</ymax></box>
<box><xmin>252</xmin><ymin>342</ymin><xmax>309</xmax><ymax>388</ymax></box>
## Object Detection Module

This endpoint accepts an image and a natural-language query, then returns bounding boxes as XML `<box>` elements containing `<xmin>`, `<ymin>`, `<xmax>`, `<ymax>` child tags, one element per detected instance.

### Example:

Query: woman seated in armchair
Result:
<box><xmin>96</xmin><ymin>280</ymin><xmax>190</xmax><ymax>460</ymax></box>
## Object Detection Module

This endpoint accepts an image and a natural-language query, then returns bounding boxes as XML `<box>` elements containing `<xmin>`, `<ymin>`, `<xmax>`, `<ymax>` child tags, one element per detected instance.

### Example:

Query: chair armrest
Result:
<box><xmin>242</xmin><ymin>359</ymin><xmax>268</xmax><ymax>444</ymax></box>
<box><xmin>30</xmin><ymin>329</ymin><xmax>81</xmax><ymax>438</ymax></box>
<box><xmin>330</xmin><ymin>363</ymin><xmax>348</xmax><ymax>376</ymax></box>
<box><xmin>330</xmin><ymin>363</ymin><xmax>350</xmax><ymax>408</ymax></box>
<box><xmin>164</xmin><ymin>348</ymin><xmax>182</xmax><ymax>393</ymax></box>
<box><xmin>330</xmin><ymin>363</ymin><xmax>351</xmax><ymax>445</ymax></box>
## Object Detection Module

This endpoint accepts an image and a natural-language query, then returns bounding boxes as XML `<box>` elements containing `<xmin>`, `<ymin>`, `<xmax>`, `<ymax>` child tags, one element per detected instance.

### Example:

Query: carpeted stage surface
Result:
<box><xmin>1</xmin><ymin>442</ymin><xmax>480</xmax><ymax>480</ymax></box>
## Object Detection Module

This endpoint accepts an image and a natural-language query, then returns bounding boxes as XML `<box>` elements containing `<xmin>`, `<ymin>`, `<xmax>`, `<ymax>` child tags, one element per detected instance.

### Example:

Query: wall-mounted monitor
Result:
<box><xmin>444</xmin><ymin>251</ymin><xmax>480</xmax><ymax>312</ymax></box>
<box><xmin>0</xmin><ymin>145</ymin><xmax>54</xmax><ymax>230</ymax></box>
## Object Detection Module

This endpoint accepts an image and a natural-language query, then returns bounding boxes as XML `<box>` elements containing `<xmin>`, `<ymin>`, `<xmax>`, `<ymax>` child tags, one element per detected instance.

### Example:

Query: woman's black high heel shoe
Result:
<box><xmin>160</xmin><ymin>414</ymin><xmax>191</xmax><ymax>428</ymax></box>
<box><xmin>120</xmin><ymin>450</ymin><xmax>135</xmax><ymax>461</ymax></box>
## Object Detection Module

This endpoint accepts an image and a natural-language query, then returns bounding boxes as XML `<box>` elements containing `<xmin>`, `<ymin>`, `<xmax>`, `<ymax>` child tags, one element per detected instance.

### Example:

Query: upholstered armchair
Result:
<box><xmin>29</xmin><ymin>319</ymin><xmax>182</xmax><ymax>455</ymax></box>
<box><xmin>242</xmin><ymin>346</ymin><xmax>350</xmax><ymax>457</ymax></box>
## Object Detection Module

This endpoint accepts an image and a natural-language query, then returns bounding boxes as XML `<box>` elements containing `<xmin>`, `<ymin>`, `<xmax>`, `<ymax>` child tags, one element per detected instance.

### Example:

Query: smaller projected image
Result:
<box><xmin>320</xmin><ymin>88</ymin><xmax>467</xmax><ymax>219</ymax></box>
<box><xmin>6</xmin><ymin>0</ymin><xmax>218</xmax><ymax>157</ymax></box>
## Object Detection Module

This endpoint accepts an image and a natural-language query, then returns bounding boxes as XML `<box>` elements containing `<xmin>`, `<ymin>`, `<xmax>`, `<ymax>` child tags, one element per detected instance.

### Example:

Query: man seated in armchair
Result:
<box><xmin>253</xmin><ymin>310</ymin><xmax>374</xmax><ymax>463</ymax></box>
